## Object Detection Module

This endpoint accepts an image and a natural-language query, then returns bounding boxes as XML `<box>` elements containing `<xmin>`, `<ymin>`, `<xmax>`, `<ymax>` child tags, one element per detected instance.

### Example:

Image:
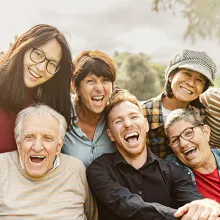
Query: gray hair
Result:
<box><xmin>14</xmin><ymin>104</ymin><xmax>67</xmax><ymax>144</ymax></box>
<box><xmin>164</xmin><ymin>108</ymin><xmax>204</xmax><ymax>135</ymax></box>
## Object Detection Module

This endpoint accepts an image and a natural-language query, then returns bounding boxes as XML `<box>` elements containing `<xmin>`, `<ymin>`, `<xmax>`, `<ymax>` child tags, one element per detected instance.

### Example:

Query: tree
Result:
<box><xmin>113</xmin><ymin>51</ymin><xmax>165</xmax><ymax>101</ymax></box>
<box><xmin>152</xmin><ymin>0</ymin><xmax>220</xmax><ymax>42</ymax></box>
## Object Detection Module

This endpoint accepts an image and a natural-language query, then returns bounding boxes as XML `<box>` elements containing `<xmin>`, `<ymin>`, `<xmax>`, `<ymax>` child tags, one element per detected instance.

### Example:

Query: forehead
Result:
<box><xmin>109</xmin><ymin>101</ymin><xmax>141</xmax><ymax>120</ymax></box>
<box><xmin>84</xmin><ymin>73</ymin><xmax>106</xmax><ymax>79</ymax></box>
<box><xmin>38</xmin><ymin>39</ymin><xmax>62</xmax><ymax>61</ymax></box>
<box><xmin>167</xmin><ymin>120</ymin><xmax>193</xmax><ymax>135</ymax></box>
<box><xmin>22</xmin><ymin>115</ymin><xmax>59</xmax><ymax>135</ymax></box>
<box><xmin>179</xmin><ymin>68</ymin><xmax>206</xmax><ymax>80</ymax></box>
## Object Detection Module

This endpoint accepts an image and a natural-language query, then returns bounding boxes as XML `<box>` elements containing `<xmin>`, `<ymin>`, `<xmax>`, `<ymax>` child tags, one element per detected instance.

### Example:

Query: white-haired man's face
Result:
<box><xmin>16</xmin><ymin>115</ymin><xmax>62</xmax><ymax>178</ymax></box>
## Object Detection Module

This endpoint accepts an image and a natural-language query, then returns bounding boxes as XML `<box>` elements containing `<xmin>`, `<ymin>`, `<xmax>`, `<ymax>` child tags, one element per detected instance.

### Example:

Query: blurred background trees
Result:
<box><xmin>152</xmin><ymin>0</ymin><xmax>220</xmax><ymax>43</ymax></box>
<box><xmin>113</xmin><ymin>52</ymin><xmax>165</xmax><ymax>101</ymax></box>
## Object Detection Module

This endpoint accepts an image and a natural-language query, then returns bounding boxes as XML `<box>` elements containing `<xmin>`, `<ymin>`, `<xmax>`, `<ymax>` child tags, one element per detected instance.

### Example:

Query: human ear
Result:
<box><xmin>107</xmin><ymin>129</ymin><xmax>115</xmax><ymax>142</ymax></box>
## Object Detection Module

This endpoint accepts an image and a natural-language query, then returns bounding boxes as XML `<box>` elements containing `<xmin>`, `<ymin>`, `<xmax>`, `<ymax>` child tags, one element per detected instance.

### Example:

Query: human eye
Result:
<box><xmin>114</xmin><ymin>119</ymin><xmax>122</xmax><ymax>124</ymax></box>
<box><xmin>33</xmin><ymin>49</ymin><xmax>44</xmax><ymax>58</ymax></box>
<box><xmin>48</xmin><ymin>61</ymin><xmax>58</xmax><ymax>69</ymax></box>
<box><xmin>183</xmin><ymin>129</ymin><xmax>193</xmax><ymax>138</ymax></box>
<box><xmin>196</xmin><ymin>78</ymin><xmax>205</xmax><ymax>85</ymax></box>
<box><xmin>87</xmin><ymin>79</ymin><xmax>95</xmax><ymax>85</ymax></box>
<box><xmin>24</xmin><ymin>134</ymin><xmax>35</xmax><ymax>142</ymax></box>
<box><xmin>131</xmin><ymin>114</ymin><xmax>138</xmax><ymax>120</ymax></box>
<box><xmin>170</xmin><ymin>137</ymin><xmax>179</xmax><ymax>146</ymax></box>
<box><xmin>103</xmin><ymin>77</ymin><xmax>110</xmax><ymax>82</ymax></box>
<box><xmin>43</xmin><ymin>135</ymin><xmax>53</xmax><ymax>142</ymax></box>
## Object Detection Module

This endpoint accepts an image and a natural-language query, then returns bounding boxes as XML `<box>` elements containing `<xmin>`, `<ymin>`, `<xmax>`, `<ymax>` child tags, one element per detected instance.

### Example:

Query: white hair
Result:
<box><xmin>14</xmin><ymin>104</ymin><xmax>67</xmax><ymax>144</ymax></box>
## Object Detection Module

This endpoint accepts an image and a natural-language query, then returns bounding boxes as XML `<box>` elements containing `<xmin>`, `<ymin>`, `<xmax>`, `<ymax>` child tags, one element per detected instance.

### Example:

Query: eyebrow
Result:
<box><xmin>37</xmin><ymin>47</ymin><xmax>60</xmax><ymax>63</ymax></box>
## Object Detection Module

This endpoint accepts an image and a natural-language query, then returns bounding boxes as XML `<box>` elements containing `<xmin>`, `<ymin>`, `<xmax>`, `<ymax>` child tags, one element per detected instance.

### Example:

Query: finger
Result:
<box><xmin>207</xmin><ymin>210</ymin><xmax>219</xmax><ymax>220</ymax></box>
<box><xmin>174</xmin><ymin>204</ymin><xmax>190</xmax><ymax>218</ymax></box>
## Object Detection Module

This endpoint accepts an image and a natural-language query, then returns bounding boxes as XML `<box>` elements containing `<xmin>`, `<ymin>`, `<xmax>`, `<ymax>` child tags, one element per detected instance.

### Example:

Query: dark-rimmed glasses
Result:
<box><xmin>30</xmin><ymin>48</ymin><xmax>60</xmax><ymax>75</ymax></box>
<box><xmin>168</xmin><ymin>124</ymin><xmax>204</xmax><ymax>148</ymax></box>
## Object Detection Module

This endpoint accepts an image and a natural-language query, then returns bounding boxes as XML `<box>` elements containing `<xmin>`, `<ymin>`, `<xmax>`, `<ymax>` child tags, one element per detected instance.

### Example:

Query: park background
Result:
<box><xmin>1</xmin><ymin>0</ymin><xmax>220</xmax><ymax>100</ymax></box>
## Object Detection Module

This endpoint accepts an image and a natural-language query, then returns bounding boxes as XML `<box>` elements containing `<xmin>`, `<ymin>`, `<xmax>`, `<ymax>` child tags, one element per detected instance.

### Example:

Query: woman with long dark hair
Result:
<box><xmin>0</xmin><ymin>24</ymin><xmax>73</xmax><ymax>152</ymax></box>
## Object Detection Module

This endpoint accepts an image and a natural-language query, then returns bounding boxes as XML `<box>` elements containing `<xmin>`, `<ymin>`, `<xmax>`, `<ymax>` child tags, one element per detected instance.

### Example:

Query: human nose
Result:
<box><xmin>31</xmin><ymin>138</ymin><xmax>44</xmax><ymax>152</ymax></box>
<box><xmin>178</xmin><ymin>136</ymin><xmax>190</xmax><ymax>148</ymax></box>
<box><xmin>186</xmin><ymin>78</ymin><xmax>195</xmax><ymax>87</ymax></box>
<box><xmin>36</xmin><ymin>60</ymin><xmax>47</xmax><ymax>72</ymax></box>
<box><xmin>94</xmin><ymin>81</ymin><xmax>104</xmax><ymax>91</ymax></box>
<box><xmin>123</xmin><ymin>118</ymin><xmax>132</xmax><ymax>128</ymax></box>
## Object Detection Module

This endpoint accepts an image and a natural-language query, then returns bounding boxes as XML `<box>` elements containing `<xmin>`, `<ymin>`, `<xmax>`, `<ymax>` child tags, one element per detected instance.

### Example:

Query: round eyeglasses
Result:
<box><xmin>30</xmin><ymin>48</ymin><xmax>60</xmax><ymax>75</ymax></box>
<box><xmin>168</xmin><ymin>124</ymin><xmax>204</xmax><ymax>148</ymax></box>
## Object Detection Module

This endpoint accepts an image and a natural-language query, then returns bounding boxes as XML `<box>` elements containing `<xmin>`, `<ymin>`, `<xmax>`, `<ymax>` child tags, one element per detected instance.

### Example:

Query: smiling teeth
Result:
<box><xmin>29</xmin><ymin>69</ymin><xmax>40</xmax><ymax>78</ymax></box>
<box><xmin>184</xmin><ymin>147</ymin><xmax>195</xmax><ymax>154</ymax></box>
<box><xmin>31</xmin><ymin>155</ymin><xmax>45</xmax><ymax>158</ymax></box>
<box><xmin>182</xmin><ymin>87</ymin><xmax>192</xmax><ymax>94</ymax></box>
<box><xmin>124</xmin><ymin>132</ymin><xmax>138</xmax><ymax>139</ymax></box>
<box><xmin>92</xmin><ymin>96</ymin><xmax>104</xmax><ymax>101</ymax></box>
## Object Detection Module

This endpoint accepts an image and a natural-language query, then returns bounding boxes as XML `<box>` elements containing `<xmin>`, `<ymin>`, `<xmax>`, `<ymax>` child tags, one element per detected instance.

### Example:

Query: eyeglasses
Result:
<box><xmin>30</xmin><ymin>48</ymin><xmax>60</xmax><ymax>75</ymax></box>
<box><xmin>168</xmin><ymin>124</ymin><xmax>203</xmax><ymax>148</ymax></box>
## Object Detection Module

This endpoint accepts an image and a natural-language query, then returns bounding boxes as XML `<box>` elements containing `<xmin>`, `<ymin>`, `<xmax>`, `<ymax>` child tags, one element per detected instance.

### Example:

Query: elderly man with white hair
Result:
<box><xmin>0</xmin><ymin>104</ymin><xmax>98</xmax><ymax>220</ymax></box>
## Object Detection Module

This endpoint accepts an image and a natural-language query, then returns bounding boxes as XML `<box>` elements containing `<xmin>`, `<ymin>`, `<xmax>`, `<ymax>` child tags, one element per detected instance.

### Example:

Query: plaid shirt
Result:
<box><xmin>142</xmin><ymin>93</ymin><xmax>206</xmax><ymax>159</ymax></box>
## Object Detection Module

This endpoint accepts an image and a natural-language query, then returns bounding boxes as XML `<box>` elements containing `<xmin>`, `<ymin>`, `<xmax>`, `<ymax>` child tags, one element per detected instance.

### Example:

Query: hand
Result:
<box><xmin>174</xmin><ymin>199</ymin><xmax>220</xmax><ymax>220</ymax></box>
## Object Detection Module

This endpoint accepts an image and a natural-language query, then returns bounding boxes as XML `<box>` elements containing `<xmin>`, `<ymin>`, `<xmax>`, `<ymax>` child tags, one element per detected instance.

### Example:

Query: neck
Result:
<box><xmin>162</xmin><ymin>95</ymin><xmax>189</xmax><ymax>110</ymax></box>
<box><xmin>120</xmin><ymin>147</ymin><xmax>147</xmax><ymax>170</ymax></box>
<box><xmin>76</xmin><ymin>103</ymin><xmax>103</xmax><ymax>125</ymax></box>
<box><xmin>193</xmin><ymin>152</ymin><xmax>217</xmax><ymax>174</ymax></box>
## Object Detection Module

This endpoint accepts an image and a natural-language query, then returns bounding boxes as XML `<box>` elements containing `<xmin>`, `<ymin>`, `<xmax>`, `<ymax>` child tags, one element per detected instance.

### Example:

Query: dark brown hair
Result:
<box><xmin>0</xmin><ymin>24</ymin><xmax>74</xmax><ymax>127</ymax></box>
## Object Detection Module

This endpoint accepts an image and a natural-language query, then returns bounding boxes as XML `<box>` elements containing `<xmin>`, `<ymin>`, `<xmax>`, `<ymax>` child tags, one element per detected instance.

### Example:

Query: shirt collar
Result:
<box><xmin>112</xmin><ymin>148</ymin><xmax>159</xmax><ymax>168</ymax></box>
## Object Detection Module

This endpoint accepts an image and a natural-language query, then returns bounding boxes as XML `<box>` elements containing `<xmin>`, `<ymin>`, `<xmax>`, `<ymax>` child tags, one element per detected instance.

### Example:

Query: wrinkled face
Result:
<box><xmin>23</xmin><ymin>39</ymin><xmax>62</xmax><ymax>88</ymax></box>
<box><xmin>76</xmin><ymin>73</ymin><xmax>113</xmax><ymax>114</ymax></box>
<box><xmin>16</xmin><ymin>115</ymin><xmax>62</xmax><ymax>178</ymax></box>
<box><xmin>170</xmin><ymin>68</ymin><xmax>206</xmax><ymax>103</ymax></box>
<box><xmin>107</xmin><ymin>101</ymin><xmax>148</xmax><ymax>159</ymax></box>
<box><xmin>167</xmin><ymin>120</ymin><xmax>211</xmax><ymax>169</ymax></box>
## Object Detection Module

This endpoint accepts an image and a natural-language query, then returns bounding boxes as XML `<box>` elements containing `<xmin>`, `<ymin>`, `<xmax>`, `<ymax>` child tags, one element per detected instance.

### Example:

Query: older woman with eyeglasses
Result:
<box><xmin>0</xmin><ymin>24</ymin><xmax>73</xmax><ymax>152</ymax></box>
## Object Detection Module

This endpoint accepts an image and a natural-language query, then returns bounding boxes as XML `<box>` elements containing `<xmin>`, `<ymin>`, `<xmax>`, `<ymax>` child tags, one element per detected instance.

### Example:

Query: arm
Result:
<box><xmin>87</xmin><ymin>156</ymin><xmax>178</xmax><ymax>220</ymax></box>
<box><xmin>169</xmin><ymin>162</ymin><xmax>203</xmax><ymax>208</ymax></box>
<box><xmin>78</xmin><ymin>160</ymin><xmax>98</xmax><ymax>220</ymax></box>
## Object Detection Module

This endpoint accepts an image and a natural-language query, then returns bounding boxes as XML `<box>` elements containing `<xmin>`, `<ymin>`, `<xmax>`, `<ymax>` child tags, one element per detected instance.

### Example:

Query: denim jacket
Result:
<box><xmin>166</xmin><ymin>148</ymin><xmax>220</xmax><ymax>183</ymax></box>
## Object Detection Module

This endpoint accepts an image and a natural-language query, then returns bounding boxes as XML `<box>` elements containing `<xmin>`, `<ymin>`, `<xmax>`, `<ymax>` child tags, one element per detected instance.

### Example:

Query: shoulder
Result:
<box><xmin>212</xmin><ymin>148</ymin><xmax>220</xmax><ymax>159</ymax></box>
<box><xmin>142</xmin><ymin>93</ymin><xmax>163</xmax><ymax>109</ymax></box>
<box><xmin>87</xmin><ymin>153</ymin><xmax>116</xmax><ymax>176</ymax></box>
<box><xmin>157</xmin><ymin>156</ymin><xmax>190</xmax><ymax>178</ymax></box>
<box><xmin>142</xmin><ymin>93</ymin><xmax>164</xmax><ymax>117</ymax></box>
<box><xmin>0</xmin><ymin>150</ymin><xmax>19</xmax><ymax>170</ymax></box>
<box><xmin>60</xmin><ymin>153</ymin><xmax>86</xmax><ymax>172</ymax></box>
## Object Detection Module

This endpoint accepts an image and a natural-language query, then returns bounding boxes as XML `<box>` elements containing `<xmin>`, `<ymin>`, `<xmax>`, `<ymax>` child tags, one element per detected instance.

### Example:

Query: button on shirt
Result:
<box><xmin>62</xmin><ymin>96</ymin><xmax>116</xmax><ymax>168</ymax></box>
<box><xmin>87</xmin><ymin>149</ymin><xmax>203</xmax><ymax>220</ymax></box>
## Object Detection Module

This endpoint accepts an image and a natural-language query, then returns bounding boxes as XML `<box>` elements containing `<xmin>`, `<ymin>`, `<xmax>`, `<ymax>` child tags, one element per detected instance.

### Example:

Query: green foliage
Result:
<box><xmin>214</xmin><ymin>76</ymin><xmax>220</xmax><ymax>88</ymax></box>
<box><xmin>152</xmin><ymin>0</ymin><xmax>220</xmax><ymax>42</ymax></box>
<box><xmin>113</xmin><ymin>51</ymin><xmax>166</xmax><ymax>101</ymax></box>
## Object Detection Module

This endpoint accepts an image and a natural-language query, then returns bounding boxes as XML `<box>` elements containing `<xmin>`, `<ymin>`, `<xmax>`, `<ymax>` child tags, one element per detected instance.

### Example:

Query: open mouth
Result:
<box><xmin>91</xmin><ymin>96</ymin><xmax>104</xmax><ymax>105</ymax></box>
<box><xmin>29</xmin><ymin>68</ymin><xmax>41</xmax><ymax>79</ymax></box>
<box><xmin>184</xmin><ymin>147</ymin><xmax>196</xmax><ymax>156</ymax></box>
<box><xmin>30</xmin><ymin>155</ymin><xmax>45</xmax><ymax>163</ymax></box>
<box><xmin>124</xmin><ymin>132</ymin><xmax>139</xmax><ymax>143</ymax></box>
<box><xmin>180</xmin><ymin>86</ymin><xmax>192</xmax><ymax>94</ymax></box>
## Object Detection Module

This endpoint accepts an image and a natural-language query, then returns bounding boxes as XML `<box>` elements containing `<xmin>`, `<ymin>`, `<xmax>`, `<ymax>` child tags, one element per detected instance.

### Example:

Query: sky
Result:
<box><xmin>1</xmin><ymin>0</ymin><xmax>220</xmax><ymax>72</ymax></box>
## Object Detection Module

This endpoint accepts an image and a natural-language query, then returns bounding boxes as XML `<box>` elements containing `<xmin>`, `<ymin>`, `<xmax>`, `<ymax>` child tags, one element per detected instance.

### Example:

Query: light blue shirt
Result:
<box><xmin>62</xmin><ymin>96</ymin><xmax>116</xmax><ymax>168</ymax></box>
